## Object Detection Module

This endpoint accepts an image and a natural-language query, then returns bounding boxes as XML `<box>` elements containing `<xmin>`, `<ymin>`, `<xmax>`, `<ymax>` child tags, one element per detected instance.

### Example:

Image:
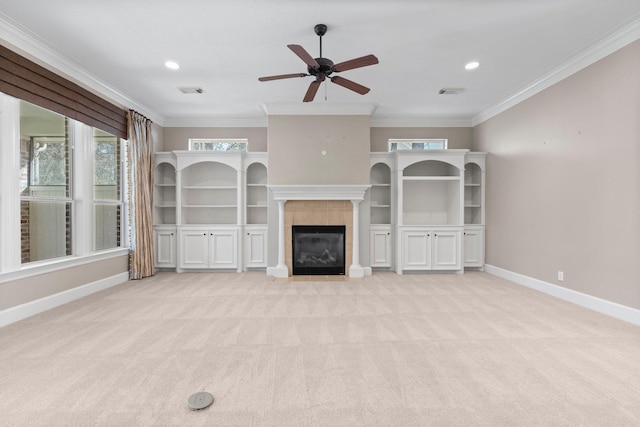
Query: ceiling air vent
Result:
<box><xmin>438</xmin><ymin>87</ymin><xmax>464</xmax><ymax>95</ymax></box>
<box><xmin>179</xmin><ymin>87</ymin><xmax>205</xmax><ymax>94</ymax></box>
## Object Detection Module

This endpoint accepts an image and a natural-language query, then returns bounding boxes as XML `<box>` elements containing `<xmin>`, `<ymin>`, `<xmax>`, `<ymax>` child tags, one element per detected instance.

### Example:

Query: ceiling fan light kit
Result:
<box><xmin>258</xmin><ymin>24</ymin><xmax>379</xmax><ymax>102</ymax></box>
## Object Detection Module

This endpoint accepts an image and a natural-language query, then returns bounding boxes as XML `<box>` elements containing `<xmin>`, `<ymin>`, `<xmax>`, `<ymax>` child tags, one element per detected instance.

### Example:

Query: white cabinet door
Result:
<box><xmin>370</xmin><ymin>226</ymin><xmax>392</xmax><ymax>267</ymax></box>
<box><xmin>179</xmin><ymin>229</ymin><xmax>209</xmax><ymax>269</ymax></box>
<box><xmin>154</xmin><ymin>227</ymin><xmax>176</xmax><ymax>268</ymax></box>
<box><xmin>209</xmin><ymin>229</ymin><xmax>238</xmax><ymax>269</ymax></box>
<box><xmin>179</xmin><ymin>228</ymin><xmax>239</xmax><ymax>270</ymax></box>
<box><xmin>432</xmin><ymin>230</ymin><xmax>461</xmax><ymax>270</ymax></box>
<box><xmin>464</xmin><ymin>227</ymin><xmax>484</xmax><ymax>267</ymax></box>
<box><xmin>401</xmin><ymin>230</ymin><xmax>431</xmax><ymax>270</ymax></box>
<box><xmin>399</xmin><ymin>227</ymin><xmax>462</xmax><ymax>272</ymax></box>
<box><xmin>244</xmin><ymin>227</ymin><xmax>267</xmax><ymax>268</ymax></box>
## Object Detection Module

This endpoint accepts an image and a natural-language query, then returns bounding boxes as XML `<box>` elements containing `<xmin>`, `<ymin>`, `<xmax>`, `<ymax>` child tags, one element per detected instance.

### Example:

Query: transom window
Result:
<box><xmin>189</xmin><ymin>138</ymin><xmax>248</xmax><ymax>152</ymax></box>
<box><xmin>389</xmin><ymin>139</ymin><xmax>448</xmax><ymax>152</ymax></box>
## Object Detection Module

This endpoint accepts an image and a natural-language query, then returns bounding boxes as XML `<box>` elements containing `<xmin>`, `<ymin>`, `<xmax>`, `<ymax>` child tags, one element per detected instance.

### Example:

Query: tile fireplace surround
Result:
<box><xmin>267</xmin><ymin>185</ymin><xmax>370</xmax><ymax>278</ymax></box>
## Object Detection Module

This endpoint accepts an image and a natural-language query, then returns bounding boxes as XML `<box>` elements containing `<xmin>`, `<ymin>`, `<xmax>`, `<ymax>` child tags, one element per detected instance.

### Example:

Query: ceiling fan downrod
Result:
<box><xmin>314</xmin><ymin>24</ymin><xmax>327</xmax><ymax>58</ymax></box>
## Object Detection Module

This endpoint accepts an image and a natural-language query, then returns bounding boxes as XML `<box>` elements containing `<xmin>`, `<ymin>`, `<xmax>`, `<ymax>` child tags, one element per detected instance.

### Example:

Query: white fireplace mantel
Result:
<box><xmin>268</xmin><ymin>185</ymin><xmax>370</xmax><ymax>201</ymax></box>
<box><xmin>267</xmin><ymin>185</ymin><xmax>370</xmax><ymax>279</ymax></box>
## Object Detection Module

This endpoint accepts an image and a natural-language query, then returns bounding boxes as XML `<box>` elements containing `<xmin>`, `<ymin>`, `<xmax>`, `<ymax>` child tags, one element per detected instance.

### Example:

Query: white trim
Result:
<box><xmin>370</xmin><ymin>117</ymin><xmax>473</xmax><ymax>128</ymax></box>
<box><xmin>0</xmin><ymin>271</ymin><xmax>129</xmax><ymax>328</ymax></box>
<box><xmin>267</xmin><ymin>266</ymin><xmax>289</xmax><ymax>278</ymax></box>
<box><xmin>0</xmin><ymin>94</ymin><xmax>21</xmax><ymax>272</ymax></box>
<box><xmin>262</xmin><ymin>103</ymin><xmax>376</xmax><ymax>116</ymax></box>
<box><xmin>163</xmin><ymin>117</ymin><xmax>268</xmax><ymax>128</ymax></box>
<box><xmin>0</xmin><ymin>248</ymin><xmax>129</xmax><ymax>284</ymax></box>
<box><xmin>0</xmin><ymin>13</ymin><xmax>162</xmax><ymax>125</ymax></box>
<box><xmin>268</xmin><ymin>185</ymin><xmax>370</xmax><ymax>201</ymax></box>
<box><xmin>485</xmin><ymin>264</ymin><xmax>640</xmax><ymax>327</ymax></box>
<box><xmin>472</xmin><ymin>16</ymin><xmax>640</xmax><ymax>126</ymax></box>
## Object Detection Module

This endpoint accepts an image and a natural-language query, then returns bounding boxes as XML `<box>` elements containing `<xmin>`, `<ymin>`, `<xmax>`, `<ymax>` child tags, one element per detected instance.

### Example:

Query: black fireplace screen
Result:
<box><xmin>292</xmin><ymin>225</ymin><xmax>346</xmax><ymax>275</ymax></box>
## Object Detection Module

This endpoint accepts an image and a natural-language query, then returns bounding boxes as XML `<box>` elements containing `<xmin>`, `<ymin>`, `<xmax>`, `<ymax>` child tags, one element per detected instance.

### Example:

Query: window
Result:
<box><xmin>389</xmin><ymin>139</ymin><xmax>448</xmax><ymax>152</ymax></box>
<box><xmin>188</xmin><ymin>138</ymin><xmax>248</xmax><ymax>152</ymax></box>
<box><xmin>19</xmin><ymin>102</ymin><xmax>72</xmax><ymax>263</ymax></box>
<box><xmin>16</xmin><ymin>100</ymin><xmax>127</xmax><ymax>264</ymax></box>
<box><xmin>93</xmin><ymin>129</ymin><xmax>123</xmax><ymax>250</ymax></box>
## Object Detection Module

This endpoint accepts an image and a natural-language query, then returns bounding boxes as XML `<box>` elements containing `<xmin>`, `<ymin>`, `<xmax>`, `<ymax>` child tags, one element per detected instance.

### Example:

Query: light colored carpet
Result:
<box><xmin>1</xmin><ymin>271</ymin><xmax>639</xmax><ymax>426</ymax></box>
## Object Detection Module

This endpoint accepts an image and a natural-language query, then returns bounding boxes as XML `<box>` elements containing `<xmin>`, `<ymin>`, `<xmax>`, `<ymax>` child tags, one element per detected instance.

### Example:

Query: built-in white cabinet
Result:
<box><xmin>178</xmin><ymin>227</ymin><xmax>239</xmax><ymax>271</ymax></box>
<box><xmin>395</xmin><ymin>150</ymin><xmax>467</xmax><ymax>274</ymax></box>
<box><xmin>370</xmin><ymin>225</ymin><xmax>392</xmax><ymax>267</ymax></box>
<box><xmin>153</xmin><ymin>151</ymin><xmax>268</xmax><ymax>273</ymax></box>
<box><xmin>244</xmin><ymin>225</ymin><xmax>268</xmax><ymax>268</ymax></box>
<box><xmin>400</xmin><ymin>227</ymin><xmax>462</xmax><ymax>271</ymax></box>
<box><xmin>464</xmin><ymin>152</ymin><xmax>487</xmax><ymax>269</ymax></box>
<box><xmin>153</xmin><ymin>154</ymin><xmax>177</xmax><ymax>270</ymax></box>
<box><xmin>369</xmin><ymin>156</ymin><xmax>394</xmax><ymax>269</ymax></box>
<box><xmin>463</xmin><ymin>226</ymin><xmax>484</xmax><ymax>268</ymax></box>
<box><xmin>367</xmin><ymin>150</ymin><xmax>486</xmax><ymax>274</ymax></box>
<box><xmin>153</xmin><ymin>226</ymin><xmax>176</xmax><ymax>268</ymax></box>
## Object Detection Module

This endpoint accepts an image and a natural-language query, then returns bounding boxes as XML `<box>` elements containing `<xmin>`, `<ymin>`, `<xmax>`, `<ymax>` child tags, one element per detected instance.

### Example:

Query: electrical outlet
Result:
<box><xmin>558</xmin><ymin>271</ymin><xmax>564</xmax><ymax>281</ymax></box>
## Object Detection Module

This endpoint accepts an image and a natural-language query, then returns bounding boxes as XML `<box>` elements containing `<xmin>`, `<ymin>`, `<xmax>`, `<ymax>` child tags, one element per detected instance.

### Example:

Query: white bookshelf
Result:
<box><xmin>153</xmin><ymin>151</ymin><xmax>269</xmax><ymax>272</ymax></box>
<box><xmin>395</xmin><ymin>150</ymin><xmax>467</xmax><ymax>273</ymax></box>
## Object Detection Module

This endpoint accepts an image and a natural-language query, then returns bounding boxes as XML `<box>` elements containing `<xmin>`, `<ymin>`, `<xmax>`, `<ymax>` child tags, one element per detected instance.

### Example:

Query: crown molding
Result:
<box><xmin>261</xmin><ymin>102</ymin><xmax>377</xmax><ymax>116</ymax></box>
<box><xmin>0</xmin><ymin>12</ymin><xmax>163</xmax><ymax>125</ymax></box>
<box><xmin>162</xmin><ymin>117</ymin><xmax>268</xmax><ymax>128</ymax></box>
<box><xmin>472</xmin><ymin>16</ymin><xmax>640</xmax><ymax>126</ymax></box>
<box><xmin>370</xmin><ymin>116</ymin><xmax>473</xmax><ymax>128</ymax></box>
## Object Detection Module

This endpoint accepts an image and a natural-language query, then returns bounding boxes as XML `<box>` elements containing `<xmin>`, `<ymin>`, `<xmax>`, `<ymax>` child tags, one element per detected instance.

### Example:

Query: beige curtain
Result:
<box><xmin>127</xmin><ymin>110</ymin><xmax>154</xmax><ymax>279</ymax></box>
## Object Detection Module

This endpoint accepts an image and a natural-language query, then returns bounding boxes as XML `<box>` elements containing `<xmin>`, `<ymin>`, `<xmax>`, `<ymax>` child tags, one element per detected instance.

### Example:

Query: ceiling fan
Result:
<box><xmin>258</xmin><ymin>24</ymin><xmax>379</xmax><ymax>102</ymax></box>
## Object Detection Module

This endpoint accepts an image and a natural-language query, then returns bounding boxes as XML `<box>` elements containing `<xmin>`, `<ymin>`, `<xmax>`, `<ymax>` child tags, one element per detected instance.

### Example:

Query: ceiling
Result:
<box><xmin>1</xmin><ymin>0</ymin><xmax>640</xmax><ymax>127</ymax></box>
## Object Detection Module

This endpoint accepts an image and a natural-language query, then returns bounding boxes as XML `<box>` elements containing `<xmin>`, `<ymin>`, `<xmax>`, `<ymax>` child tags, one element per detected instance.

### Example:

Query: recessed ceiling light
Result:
<box><xmin>465</xmin><ymin>61</ymin><xmax>480</xmax><ymax>70</ymax></box>
<box><xmin>165</xmin><ymin>61</ymin><xmax>180</xmax><ymax>70</ymax></box>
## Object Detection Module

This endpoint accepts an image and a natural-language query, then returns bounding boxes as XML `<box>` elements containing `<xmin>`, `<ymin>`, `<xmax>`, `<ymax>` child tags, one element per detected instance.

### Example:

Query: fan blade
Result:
<box><xmin>303</xmin><ymin>80</ymin><xmax>321</xmax><ymax>102</ymax></box>
<box><xmin>288</xmin><ymin>44</ymin><xmax>319</xmax><ymax>68</ymax></box>
<box><xmin>333</xmin><ymin>54</ymin><xmax>379</xmax><ymax>72</ymax></box>
<box><xmin>258</xmin><ymin>73</ymin><xmax>307</xmax><ymax>82</ymax></box>
<box><xmin>330</xmin><ymin>76</ymin><xmax>370</xmax><ymax>95</ymax></box>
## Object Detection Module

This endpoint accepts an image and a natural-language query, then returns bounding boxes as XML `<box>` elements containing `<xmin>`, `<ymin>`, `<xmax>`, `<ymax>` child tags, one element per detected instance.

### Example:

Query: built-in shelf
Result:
<box><xmin>154</xmin><ymin>161</ymin><xmax>177</xmax><ymax>225</ymax></box>
<box><xmin>246</xmin><ymin>162</ymin><xmax>267</xmax><ymax>225</ymax></box>
<box><xmin>403</xmin><ymin>176</ymin><xmax>460</xmax><ymax>181</ymax></box>
<box><xmin>370</xmin><ymin>162</ymin><xmax>392</xmax><ymax>226</ymax></box>
<box><xmin>464</xmin><ymin>161</ymin><xmax>484</xmax><ymax>226</ymax></box>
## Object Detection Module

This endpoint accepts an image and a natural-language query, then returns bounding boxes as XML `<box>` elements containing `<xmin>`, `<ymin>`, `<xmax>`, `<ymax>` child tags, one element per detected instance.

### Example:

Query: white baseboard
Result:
<box><xmin>484</xmin><ymin>264</ymin><xmax>640</xmax><ymax>327</ymax></box>
<box><xmin>0</xmin><ymin>272</ymin><xmax>129</xmax><ymax>328</ymax></box>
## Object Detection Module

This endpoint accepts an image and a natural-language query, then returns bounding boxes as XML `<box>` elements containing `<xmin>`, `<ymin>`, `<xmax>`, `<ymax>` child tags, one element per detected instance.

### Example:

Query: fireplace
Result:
<box><xmin>267</xmin><ymin>185</ymin><xmax>369</xmax><ymax>278</ymax></box>
<box><xmin>292</xmin><ymin>225</ymin><xmax>346</xmax><ymax>275</ymax></box>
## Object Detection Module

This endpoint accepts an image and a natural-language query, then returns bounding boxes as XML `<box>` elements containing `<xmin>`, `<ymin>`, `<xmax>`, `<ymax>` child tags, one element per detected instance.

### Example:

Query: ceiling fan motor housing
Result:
<box><xmin>308</xmin><ymin>57</ymin><xmax>334</xmax><ymax>77</ymax></box>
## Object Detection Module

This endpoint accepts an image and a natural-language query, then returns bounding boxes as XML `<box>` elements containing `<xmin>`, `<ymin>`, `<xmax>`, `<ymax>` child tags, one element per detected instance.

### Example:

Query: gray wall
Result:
<box><xmin>370</xmin><ymin>127</ymin><xmax>473</xmax><ymax>151</ymax></box>
<box><xmin>0</xmin><ymin>255</ymin><xmax>129</xmax><ymax>311</ymax></box>
<box><xmin>162</xmin><ymin>127</ymin><xmax>267</xmax><ymax>152</ymax></box>
<box><xmin>267</xmin><ymin>115</ymin><xmax>371</xmax><ymax>185</ymax></box>
<box><xmin>473</xmin><ymin>40</ymin><xmax>640</xmax><ymax>309</ymax></box>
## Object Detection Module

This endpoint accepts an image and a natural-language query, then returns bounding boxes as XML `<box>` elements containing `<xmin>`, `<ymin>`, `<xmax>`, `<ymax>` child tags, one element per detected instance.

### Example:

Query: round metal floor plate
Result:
<box><xmin>187</xmin><ymin>391</ymin><xmax>214</xmax><ymax>410</ymax></box>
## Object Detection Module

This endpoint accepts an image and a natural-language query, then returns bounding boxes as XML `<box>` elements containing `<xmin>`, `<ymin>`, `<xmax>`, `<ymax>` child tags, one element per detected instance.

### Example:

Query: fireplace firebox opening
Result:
<box><xmin>292</xmin><ymin>225</ymin><xmax>346</xmax><ymax>275</ymax></box>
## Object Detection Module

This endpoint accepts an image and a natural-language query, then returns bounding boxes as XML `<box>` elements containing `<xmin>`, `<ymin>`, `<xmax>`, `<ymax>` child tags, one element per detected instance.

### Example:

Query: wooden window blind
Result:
<box><xmin>0</xmin><ymin>44</ymin><xmax>127</xmax><ymax>139</ymax></box>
